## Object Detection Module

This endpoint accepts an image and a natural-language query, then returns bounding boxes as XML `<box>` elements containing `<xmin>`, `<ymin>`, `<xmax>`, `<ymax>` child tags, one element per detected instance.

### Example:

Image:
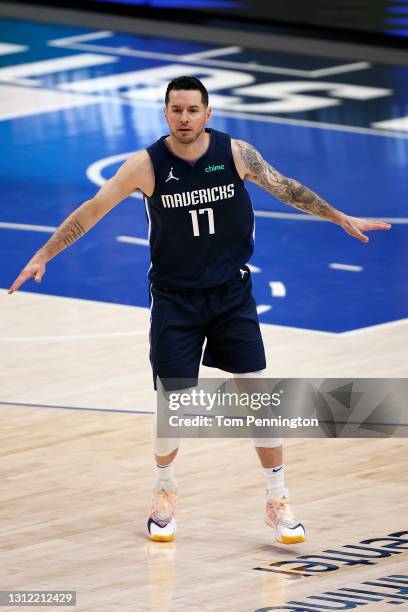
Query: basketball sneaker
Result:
<box><xmin>265</xmin><ymin>488</ymin><xmax>305</xmax><ymax>544</ymax></box>
<box><xmin>146</xmin><ymin>480</ymin><xmax>177</xmax><ymax>542</ymax></box>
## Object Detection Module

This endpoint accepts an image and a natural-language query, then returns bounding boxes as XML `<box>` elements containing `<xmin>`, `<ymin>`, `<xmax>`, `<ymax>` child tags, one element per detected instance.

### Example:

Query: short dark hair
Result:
<box><xmin>165</xmin><ymin>76</ymin><xmax>209</xmax><ymax>107</ymax></box>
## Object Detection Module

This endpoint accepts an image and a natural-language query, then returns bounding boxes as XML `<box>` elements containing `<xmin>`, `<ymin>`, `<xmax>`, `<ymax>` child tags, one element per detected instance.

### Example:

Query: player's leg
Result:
<box><xmin>147</xmin><ymin>284</ymin><xmax>206</xmax><ymax>542</ymax></box>
<box><xmin>151</xmin><ymin>394</ymin><xmax>180</xmax><ymax>491</ymax></box>
<box><xmin>148</xmin><ymin>413</ymin><xmax>179</xmax><ymax>542</ymax></box>
<box><xmin>204</xmin><ymin>269</ymin><xmax>305</xmax><ymax>543</ymax></box>
<box><xmin>234</xmin><ymin>371</ymin><xmax>306</xmax><ymax>544</ymax></box>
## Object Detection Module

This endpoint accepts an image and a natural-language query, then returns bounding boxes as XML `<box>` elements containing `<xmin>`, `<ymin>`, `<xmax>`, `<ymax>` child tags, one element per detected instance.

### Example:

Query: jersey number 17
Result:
<box><xmin>189</xmin><ymin>208</ymin><xmax>215</xmax><ymax>237</ymax></box>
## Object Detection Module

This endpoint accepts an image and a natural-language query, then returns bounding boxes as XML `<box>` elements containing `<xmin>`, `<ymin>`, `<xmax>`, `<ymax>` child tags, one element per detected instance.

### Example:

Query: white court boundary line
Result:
<box><xmin>253</xmin><ymin>211</ymin><xmax>408</xmax><ymax>223</ymax></box>
<box><xmin>48</xmin><ymin>31</ymin><xmax>115</xmax><ymax>46</ymax></box>
<box><xmin>340</xmin><ymin>316</ymin><xmax>408</xmax><ymax>336</ymax></box>
<box><xmin>3</xmin><ymin>317</ymin><xmax>406</xmax><ymax>340</ymax></box>
<box><xmin>180</xmin><ymin>46</ymin><xmax>243</xmax><ymax>60</ymax></box>
<box><xmin>0</xmin><ymin>330</ymin><xmax>147</xmax><ymax>342</ymax></box>
<box><xmin>47</xmin><ymin>31</ymin><xmax>371</xmax><ymax>78</ymax></box>
<box><xmin>329</xmin><ymin>263</ymin><xmax>363</xmax><ymax>272</ymax></box>
<box><xmin>117</xmin><ymin>235</ymin><xmax>149</xmax><ymax>246</ymax></box>
<box><xmin>254</xmin><ymin>210</ymin><xmax>408</xmax><ymax>224</ymax></box>
<box><xmin>2</xmin><ymin>289</ymin><xmax>407</xmax><ymax>338</ymax></box>
<box><xmin>47</xmin><ymin>32</ymin><xmax>372</xmax><ymax>79</ymax></box>
<box><xmin>49</xmin><ymin>33</ymin><xmax>371</xmax><ymax>78</ymax></box>
<box><xmin>0</xmin><ymin>221</ymin><xmax>57</xmax><ymax>232</ymax></box>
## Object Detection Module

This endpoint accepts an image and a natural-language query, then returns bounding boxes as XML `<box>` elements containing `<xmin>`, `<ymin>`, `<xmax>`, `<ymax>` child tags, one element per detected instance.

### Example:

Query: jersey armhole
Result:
<box><xmin>226</xmin><ymin>136</ymin><xmax>245</xmax><ymax>185</ymax></box>
<box><xmin>144</xmin><ymin>147</ymin><xmax>157</xmax><ymax>199</ymax></box>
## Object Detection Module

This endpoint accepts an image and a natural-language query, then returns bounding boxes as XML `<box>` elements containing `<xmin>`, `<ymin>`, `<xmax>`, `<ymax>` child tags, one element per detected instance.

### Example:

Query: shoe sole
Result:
<box><xmin>149</xmin><ymin>533</ymin><xmax>175</xmax><ymax>542</ymax></box>
<box><xmin>277</xmin><ymin>534</ymin><xmax>306</xmax><ymax>545</ymax></box>
<box><xmin>265</xmin><ymin>519</ymin><xmax>305</xmax><ymax>544</ymax></box>
<box><xmin>145</xmin><ymin>526</ymin><xmax>176</xmax><ymax>542</ymax></box>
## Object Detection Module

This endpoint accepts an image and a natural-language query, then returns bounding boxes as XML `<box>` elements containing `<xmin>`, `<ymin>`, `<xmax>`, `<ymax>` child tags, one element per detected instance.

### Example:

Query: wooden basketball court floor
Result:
<box><xmin>1</xmin><ymin>289</ymin><xmax>407</xmax><ymax>611</ymax></box>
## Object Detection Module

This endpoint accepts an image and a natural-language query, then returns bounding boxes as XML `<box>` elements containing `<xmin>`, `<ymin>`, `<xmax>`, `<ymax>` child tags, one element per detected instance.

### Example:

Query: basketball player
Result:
<box><xmin>8</xmin><ymin>76</ymin><xmax>391</xmax><ymax>545</ymax></box>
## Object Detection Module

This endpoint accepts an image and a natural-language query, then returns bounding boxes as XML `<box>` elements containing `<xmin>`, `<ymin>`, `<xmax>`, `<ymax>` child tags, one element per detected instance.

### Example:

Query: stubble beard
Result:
<box><xmin>171</xmin><ymin>123</ymin><xmax>206</xmax><ymax>145</ymax></box>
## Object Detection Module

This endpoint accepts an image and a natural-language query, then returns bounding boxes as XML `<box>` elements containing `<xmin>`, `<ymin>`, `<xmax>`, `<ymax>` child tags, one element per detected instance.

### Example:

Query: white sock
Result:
<box><xmin>156</xmin><ymin>462</ymin><xmax>177</xmax><ymax>491</ymax></box>
<box><xmin>264</xmin><ymin>464</ymin><xmax>285</xmax><ymax>499</ymax></box>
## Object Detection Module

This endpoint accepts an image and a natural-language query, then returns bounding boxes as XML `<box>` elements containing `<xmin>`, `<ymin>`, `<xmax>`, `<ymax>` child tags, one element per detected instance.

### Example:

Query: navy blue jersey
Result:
<box><xmin>144</xmin><ymin>128</ymin><xmax>254</xmax><ymax>289</ymax></box>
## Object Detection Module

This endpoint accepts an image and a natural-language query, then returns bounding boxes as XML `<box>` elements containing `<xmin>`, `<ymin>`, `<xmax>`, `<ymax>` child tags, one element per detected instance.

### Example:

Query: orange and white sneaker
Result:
<box><xmin>265</xmin><ymin>489</ymin><xmax>305</xmax><ymax>544</ymax></box>
<box><xmin>146</xmin><ymin>481</ymin><xmax>177</xmax><ymax>542</ymax></box>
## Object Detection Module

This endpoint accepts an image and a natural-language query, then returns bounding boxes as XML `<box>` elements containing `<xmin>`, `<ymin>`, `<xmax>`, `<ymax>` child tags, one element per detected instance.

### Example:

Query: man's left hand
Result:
<box><xmin>338</xmin><ymin>215</ymin><xmax>392</xmax><ymax>243</ymax></box>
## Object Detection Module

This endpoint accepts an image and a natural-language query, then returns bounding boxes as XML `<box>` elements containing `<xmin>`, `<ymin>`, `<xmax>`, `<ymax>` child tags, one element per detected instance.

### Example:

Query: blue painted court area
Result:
<box><xmin>0</xmin><ymin>19</ymin><xmax>407</xmax><ymax>332</ymax></box>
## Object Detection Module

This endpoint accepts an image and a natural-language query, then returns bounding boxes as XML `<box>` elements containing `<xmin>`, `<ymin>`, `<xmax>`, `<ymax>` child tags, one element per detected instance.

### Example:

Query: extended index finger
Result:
<box><xmin>8</xmin><ymin>273</ymin><xmax>29</xmax><ymax>294</ymax></box>
<box><xmin>365</xmin><ymin>221</ymin><xmax>392</xmax><ymax>230</ymax></box>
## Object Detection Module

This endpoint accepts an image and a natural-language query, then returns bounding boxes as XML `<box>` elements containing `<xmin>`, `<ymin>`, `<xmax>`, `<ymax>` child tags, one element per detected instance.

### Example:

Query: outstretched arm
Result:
<box><xmin>233</xmin><ymin>140</ymin><xmax>391</xmax><ymax>243</ymax></box>
<box><xmin>8</xmin><ymin>150</ymin><xmax>153</xmax><ymax>294</ymax></box>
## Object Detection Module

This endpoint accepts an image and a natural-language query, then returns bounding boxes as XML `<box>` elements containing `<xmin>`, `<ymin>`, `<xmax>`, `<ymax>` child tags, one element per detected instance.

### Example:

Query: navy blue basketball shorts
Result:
<box><xmin>149</xmin><ymin>266</ymin><xmax>266</xmax><ymax>391</ymax></box>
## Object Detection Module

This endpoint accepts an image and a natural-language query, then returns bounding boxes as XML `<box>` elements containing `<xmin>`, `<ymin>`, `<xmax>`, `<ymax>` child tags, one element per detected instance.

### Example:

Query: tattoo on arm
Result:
<box><xmin>62</xmin><ymin>221</ymin><xmax>85</xmax><ymax>247</ymax></box>
<box><xmin>236</xmin><ymin>140</ymin><xmax>339</xmax><ymax>220</ymax></box>
<box><xmin>38</xmin><ymin>218</ymin><xmax>87</xmax><ymax>261</ymax></box>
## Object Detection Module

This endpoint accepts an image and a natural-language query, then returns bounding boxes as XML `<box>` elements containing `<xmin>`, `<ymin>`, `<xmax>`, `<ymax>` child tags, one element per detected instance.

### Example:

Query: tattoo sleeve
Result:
<box><xmin>236</xmin><ymin>140</ymin><xmax>341</xmax><ymax>221</ymax></box>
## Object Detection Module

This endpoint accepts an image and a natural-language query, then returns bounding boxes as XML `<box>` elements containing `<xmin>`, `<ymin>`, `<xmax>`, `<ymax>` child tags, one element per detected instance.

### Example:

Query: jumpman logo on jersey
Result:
<box><xmin>240</xmin><ymin>268</ymin><xmax>248</xmax><ymax>279</ymax></box>
<box><xmin>165</xmin><ymin>167</ymin><xmax>180</xmax><ymax>182</ymax></box>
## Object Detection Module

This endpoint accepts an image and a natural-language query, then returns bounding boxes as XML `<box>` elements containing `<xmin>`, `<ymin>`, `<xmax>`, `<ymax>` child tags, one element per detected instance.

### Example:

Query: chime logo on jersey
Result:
<box><xmin>161</xmin><ymin>183</ymin><xmax>235</xmax><ymax>208</ymax></box>
<box><xmin>205</xmin><ymin>164</ymin><xmax>225</xmax><ymax>173</ymax></box>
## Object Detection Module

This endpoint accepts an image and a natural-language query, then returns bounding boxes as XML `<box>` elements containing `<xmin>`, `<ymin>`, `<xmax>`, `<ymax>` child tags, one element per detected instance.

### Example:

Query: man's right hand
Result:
<box><xmin>8</xmin><ymin>257</ymin><xmax>46</xmax><ymax>294</ymax></box>
<box><xmin>7</xmin><ymin>150</ymin><xmax>152</xmax><ymax>296</ymax></box>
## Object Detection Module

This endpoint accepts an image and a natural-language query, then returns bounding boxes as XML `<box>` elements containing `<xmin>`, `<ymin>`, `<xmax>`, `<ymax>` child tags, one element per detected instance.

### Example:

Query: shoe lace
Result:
<box><xmin>152</xmin><ymin>491</ymin><xmax>176</xmax><ymax>519</ymax></box>
<box><xmin>268</xmin><ymin>496</ymin><xmax>297</xmax><ymax>525</ymax></box>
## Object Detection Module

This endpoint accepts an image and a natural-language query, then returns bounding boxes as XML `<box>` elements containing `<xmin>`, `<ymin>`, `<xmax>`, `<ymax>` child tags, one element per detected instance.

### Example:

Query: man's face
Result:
<box><xmin>164</xmin><ymin>89</ymin><xmax>211</xmax><ymax>144</ymax></box>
